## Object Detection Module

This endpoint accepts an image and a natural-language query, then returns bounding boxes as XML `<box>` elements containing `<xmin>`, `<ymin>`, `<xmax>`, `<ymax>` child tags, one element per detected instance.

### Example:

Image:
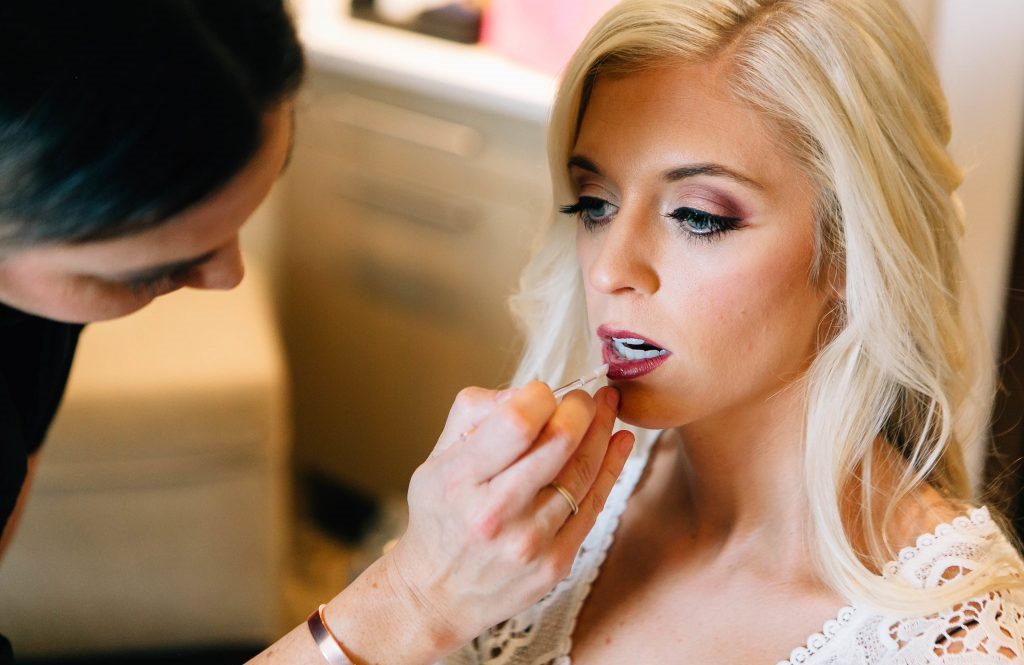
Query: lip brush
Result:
<box><xmin>551</xmin><ymin>363</ymin><xmax>610</xmax><ymax>399</ymax></box>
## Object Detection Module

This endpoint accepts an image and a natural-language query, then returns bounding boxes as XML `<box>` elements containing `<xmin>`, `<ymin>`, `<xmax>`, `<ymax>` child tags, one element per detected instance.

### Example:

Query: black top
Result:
<box><xmin>0</xmin><ymin>303</ymin><xmax>82</xmax><ymax>663</ymax></box>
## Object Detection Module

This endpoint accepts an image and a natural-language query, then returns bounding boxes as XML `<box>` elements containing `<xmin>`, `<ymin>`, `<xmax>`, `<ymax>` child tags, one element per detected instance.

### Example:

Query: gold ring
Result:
<box><xmin>549</xmin><ymin>481</ymin><xmax>579</xmax><ymax>516</ymax></box>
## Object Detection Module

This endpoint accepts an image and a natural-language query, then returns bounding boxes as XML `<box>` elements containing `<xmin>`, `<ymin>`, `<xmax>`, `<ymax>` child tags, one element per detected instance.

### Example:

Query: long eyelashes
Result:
<box><xmin>560</xmin><ymin>196</ymin><xmax>615</xmax><ymax>231</ymax></box>
<box><xmin>560</xmin><ymin>196</ymin><xmax>743</xmax><ymax>240</ymax></box>
<box><xmin>666</xmin><ymin>207</ymin><xmax>742</xmax><ymax>240</ymax></box>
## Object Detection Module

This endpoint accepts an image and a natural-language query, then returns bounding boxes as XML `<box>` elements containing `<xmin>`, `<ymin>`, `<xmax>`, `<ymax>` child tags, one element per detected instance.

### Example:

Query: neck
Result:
<box><xmin>669</xmin><ymin>380</ymin><xmax>811</xmax><ymax>567</ymax></box>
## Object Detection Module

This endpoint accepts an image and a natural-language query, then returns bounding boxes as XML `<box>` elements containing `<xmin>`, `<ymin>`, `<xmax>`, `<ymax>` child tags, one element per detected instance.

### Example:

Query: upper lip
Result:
<box><xmin>597</xmin><ymin>324</ymin><xmax>669</xmax><ymax>351</ymax></box>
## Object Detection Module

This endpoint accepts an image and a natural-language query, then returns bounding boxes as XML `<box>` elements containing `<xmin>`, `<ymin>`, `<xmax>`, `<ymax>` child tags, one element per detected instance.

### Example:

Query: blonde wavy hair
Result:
<box><xmin>510</xmin><ymin>0</ymin><xmax>1020</xmax><ymax>615</ymax></box>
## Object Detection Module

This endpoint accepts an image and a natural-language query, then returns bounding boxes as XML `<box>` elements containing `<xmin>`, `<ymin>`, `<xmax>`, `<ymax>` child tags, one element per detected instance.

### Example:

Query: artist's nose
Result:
<box><xmin>186</xmin><ymin>238</ymin><xmax>245</xmax><ymax>290</ymax></box>
<box><xmin>586</xmin><ymin>207</ymin><xmax>660</xmax><ymax>297</ymax></box>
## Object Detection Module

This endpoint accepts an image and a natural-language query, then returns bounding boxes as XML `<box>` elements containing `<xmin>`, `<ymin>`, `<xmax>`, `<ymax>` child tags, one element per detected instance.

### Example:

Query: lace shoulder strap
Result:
<box><xmin>881</xmin><ymin>507</ymin><xmax>1015</xmax><ymax>589</ymax></box>
<box><xmin>779</xmin><ymin>507</ymin><xmax>1024</xmax><ymax>664</ymax></box>
<box><xmin>881</xmin><ymin>507</ymin><xmax>1024</xmax><ymax>662</ymax></box>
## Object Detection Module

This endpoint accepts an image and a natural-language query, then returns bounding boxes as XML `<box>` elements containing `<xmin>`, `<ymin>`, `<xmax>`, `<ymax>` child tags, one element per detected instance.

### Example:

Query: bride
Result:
<box><xmin>443</xmin><ymin>0</ymin><xmax>1024</xmax><ymax>662</ymax></box>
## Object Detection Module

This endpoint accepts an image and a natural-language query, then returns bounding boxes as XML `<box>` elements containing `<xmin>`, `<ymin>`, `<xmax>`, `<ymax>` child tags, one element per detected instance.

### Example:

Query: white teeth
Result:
<box><xmin>611</xmin><ymin>337</ymin><xmax>668</xmax><ymax>361</ymax></box>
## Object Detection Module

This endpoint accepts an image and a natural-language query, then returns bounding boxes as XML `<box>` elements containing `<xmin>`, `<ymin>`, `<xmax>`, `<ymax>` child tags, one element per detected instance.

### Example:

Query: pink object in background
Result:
<box><xmin>480</xmin><ymin>0</ymin><xmax>621</xmax><ymax>76</ymax></box>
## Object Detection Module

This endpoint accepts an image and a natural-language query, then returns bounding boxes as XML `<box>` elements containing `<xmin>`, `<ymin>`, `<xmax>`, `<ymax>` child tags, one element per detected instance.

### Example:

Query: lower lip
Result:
<box><xmin>602</xmin><ymin>344</ymin><xmax>672</xmax><ymax>380</ymax></box>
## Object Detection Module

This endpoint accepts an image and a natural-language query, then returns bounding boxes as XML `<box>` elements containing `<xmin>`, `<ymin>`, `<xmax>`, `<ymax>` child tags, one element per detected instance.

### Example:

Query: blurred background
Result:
<box><xmin>0</xmin><ymin>0</ymin><xmax>1022</xmax><ymax>661</ymax></box>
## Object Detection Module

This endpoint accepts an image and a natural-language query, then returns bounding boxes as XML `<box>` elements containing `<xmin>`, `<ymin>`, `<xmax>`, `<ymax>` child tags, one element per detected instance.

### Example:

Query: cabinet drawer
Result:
<box><xmin>295</xmin><ymin>70</ymin><xmax>549</xmax><ymax>199</ymax></box>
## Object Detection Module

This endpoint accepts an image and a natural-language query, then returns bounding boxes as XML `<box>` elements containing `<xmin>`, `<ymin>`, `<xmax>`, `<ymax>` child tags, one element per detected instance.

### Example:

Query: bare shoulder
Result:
<box><xmin>888</xmin><ymin>483</ymin><xmax>971</xmax><ymax>548</ymax></box>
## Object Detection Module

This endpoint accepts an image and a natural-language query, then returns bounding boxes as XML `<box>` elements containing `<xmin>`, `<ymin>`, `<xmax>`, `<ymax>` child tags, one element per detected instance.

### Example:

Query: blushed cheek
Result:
<box><xmin>699</xmin><ymin>253</ymin><xmax>818</xmax><ymax>369</ymax></box>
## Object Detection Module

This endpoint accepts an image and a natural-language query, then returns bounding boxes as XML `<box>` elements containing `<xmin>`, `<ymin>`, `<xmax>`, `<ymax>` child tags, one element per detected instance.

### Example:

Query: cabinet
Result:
<box><xmin>280</xmin><ymin>65</ymin><xmax>549</xmax><ymax>497</ymax></box>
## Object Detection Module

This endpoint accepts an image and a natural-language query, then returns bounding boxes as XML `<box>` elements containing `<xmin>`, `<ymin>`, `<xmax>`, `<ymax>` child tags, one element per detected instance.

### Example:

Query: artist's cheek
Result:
<box><xmin>26</xmin><ymin>273</ymin><xmax>143</xmax><ymax>322</ymax></box>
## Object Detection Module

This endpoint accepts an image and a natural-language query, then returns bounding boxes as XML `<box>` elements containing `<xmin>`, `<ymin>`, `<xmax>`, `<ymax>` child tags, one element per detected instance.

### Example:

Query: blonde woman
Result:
<box><xmin>443</xmin><ymin>0</ymin><xmax>1024</xmax><ymax>662</ymax></box>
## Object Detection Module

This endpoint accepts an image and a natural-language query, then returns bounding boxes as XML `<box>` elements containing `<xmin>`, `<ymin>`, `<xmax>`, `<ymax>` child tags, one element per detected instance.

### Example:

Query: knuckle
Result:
<box><xmin>502</xmin><ymin>405</ymin><xmax>536</xmax><ymax>441</ymax></box>
<box><xmin>510</xmin><ymin>530</ymin><xmax>542</xmax><ymax>566</ymax></box>
<box><xmin>565</xmin><ymin>454</ymin><xmax>596</xmax><ymax>489</ymax></box>
<box><xmin>470</xmin><ymin>506</ymin><xmax>504</xmax><ymax>542</ymax></box>
<box><xmin>525</xmin><ymin>380</ymin><xmax>557</xmax><ymax>408</ymax></box>
<box><xmin>453</xmin><ymin>386</ymin><xmax>486</xmax><ymax>412</ymax></box>
<box><xmin>586</xmin><ymin>488</ymin><xmax>608</xmax><ymax>513</ymax></box>
<box><xmin>566</xmin><ymin>389</ymin><xmax>597</xmax><ymax>415</ymax></box>
<box><xmin>544</xmin><ymin>421</ymin><xmax>577</xmax><ymax>449</ymax></box>
<box><xmin>600</xmin><ymin>465</ymin><xmax>622</xmax><ymax>488</ymax></box>
<box><xmin>542</xmin><ymin>554</ymin><xmax>573</xmax><ymax>583</ymax></box>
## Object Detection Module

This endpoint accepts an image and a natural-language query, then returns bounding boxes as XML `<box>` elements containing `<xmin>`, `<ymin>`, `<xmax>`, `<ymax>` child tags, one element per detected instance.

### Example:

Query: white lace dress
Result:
<box><xmin>441</xmin><ymin>433</ymin><xmax>1024</xmax><ymax>664</ymax></box>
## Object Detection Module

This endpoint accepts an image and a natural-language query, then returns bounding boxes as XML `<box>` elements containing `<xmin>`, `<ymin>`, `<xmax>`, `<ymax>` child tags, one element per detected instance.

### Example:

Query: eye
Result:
<box><xmin>667</xmin><ymin>207</ymin><xmax>742</xmax><ymax>240</ymax></box>
<box><xmin>560</xmin><ymin>196</ymin><xmax>618</xmax><ymax>231</ymax></box>
<box><xmin>126</xmin><ymin>273</ymin><xmax>175</xmax><ymax>298</ymax></box>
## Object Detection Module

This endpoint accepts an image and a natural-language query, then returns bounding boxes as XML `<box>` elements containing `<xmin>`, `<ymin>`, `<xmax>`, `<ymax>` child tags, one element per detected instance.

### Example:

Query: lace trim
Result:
<box><xmin>882</xmin><ymin>506</ymin><xmax>991</xmax><ymax>580</ymax></box>
<box><xmin>554</xmin><ymin>428</ymin><xmax>658</xmax><ymax>663</ymax></box>
<box><xmin>775</xmin><ymin>506</ymin><xmax>995</xmax><ymax>665</ymax></box>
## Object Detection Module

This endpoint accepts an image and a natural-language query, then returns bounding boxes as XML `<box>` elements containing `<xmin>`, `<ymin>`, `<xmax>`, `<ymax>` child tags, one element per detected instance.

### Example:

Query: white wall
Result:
<box><xmin>931</xmin><ymin>0</ymin><xmax>1024</xmax><ymax>354</ymax></box>
<box><xmin>925</xmin><ymin>0</ymin><xmax>1024</xmax><ymax>481</ymax></box>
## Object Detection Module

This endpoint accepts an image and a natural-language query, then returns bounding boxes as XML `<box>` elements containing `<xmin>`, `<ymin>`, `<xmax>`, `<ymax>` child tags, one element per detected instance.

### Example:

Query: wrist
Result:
<box><xmin>379</xmin><ymin>543</ymin><xmax>465</xmax><ymax>657</ymax></box>
<box><xmin>323</xmin><ymin>550</ymin><xmax>461</xmax><ymax>665</ymax></box>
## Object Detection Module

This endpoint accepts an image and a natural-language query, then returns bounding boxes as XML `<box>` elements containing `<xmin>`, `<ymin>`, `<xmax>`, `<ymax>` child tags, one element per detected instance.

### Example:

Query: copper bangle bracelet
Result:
<box><xmin>307</xmin><ymin>604</ymin><xmax>355</xmax><ymax>665</ymax></box>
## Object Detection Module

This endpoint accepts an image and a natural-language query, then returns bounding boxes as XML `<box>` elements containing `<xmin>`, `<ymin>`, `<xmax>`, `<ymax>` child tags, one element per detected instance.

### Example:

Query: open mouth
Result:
<box><xmin>598</xmin><ymin>326</ymin><xmax>672</xmax><ymax>380</ymax></box>
<box><xmin>610</xmin><ymin>337</ymin><xmax>669</xmax><ymax>361</ymax></box>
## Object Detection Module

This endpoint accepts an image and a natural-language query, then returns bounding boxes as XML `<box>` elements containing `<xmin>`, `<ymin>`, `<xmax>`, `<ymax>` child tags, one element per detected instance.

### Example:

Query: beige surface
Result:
<box><xmin>0</xmin><ymin>262</ymin><xmax>292</xmax><ymax>656</ymax></box>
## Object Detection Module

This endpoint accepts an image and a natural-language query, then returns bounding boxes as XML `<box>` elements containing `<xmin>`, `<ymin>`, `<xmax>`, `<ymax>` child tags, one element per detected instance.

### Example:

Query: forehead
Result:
<box><xmin>573</xmin><ymin>62</ymin><xmax>787</xmax><ymax>184</ymax></box>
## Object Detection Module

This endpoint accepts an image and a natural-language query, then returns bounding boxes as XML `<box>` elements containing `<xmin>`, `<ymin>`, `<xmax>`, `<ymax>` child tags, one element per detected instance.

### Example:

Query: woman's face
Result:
<box><xmin>571</xmin><ymin>63</ymin><xmax>835</xmax><ymax>429</ymax></box>
<box><xmin>0</xmin><ymin>103</ymin><xmax>293</xmax><ymax>323</ymax></box>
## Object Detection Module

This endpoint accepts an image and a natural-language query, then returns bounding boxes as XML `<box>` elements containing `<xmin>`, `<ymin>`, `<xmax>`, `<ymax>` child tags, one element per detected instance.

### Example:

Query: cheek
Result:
<box><xmin>576</xmin><ymin>230</ymin><xmax>599</xmax><ymax>315</ymax></box>
<box><xmin>690</xmin><ymin>237</ymin><xmax>825</xmax><ymax>375</ymax></box>
<box><xmin>0</xmin><ymin>264</ymin><xmax>147</xmax><ymax>323</ymax></box>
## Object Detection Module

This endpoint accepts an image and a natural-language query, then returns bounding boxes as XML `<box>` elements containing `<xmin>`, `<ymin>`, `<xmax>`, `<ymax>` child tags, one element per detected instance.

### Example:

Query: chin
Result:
<box><xmin>612</xmin><ymin>381</ymin><xmax>687</xmax><ymax>430</ymax></box>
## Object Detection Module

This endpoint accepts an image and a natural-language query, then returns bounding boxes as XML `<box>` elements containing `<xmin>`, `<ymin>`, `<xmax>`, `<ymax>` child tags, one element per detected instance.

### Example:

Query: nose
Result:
<box><xmin>585</xmin><ymin>206</ymin><xmax>660</xmax><ymax>296</ymax></box>
<box><xmin>186</xmin><ymin>238</ymin><xmax>245</xmax><ymax>290</ymax></box>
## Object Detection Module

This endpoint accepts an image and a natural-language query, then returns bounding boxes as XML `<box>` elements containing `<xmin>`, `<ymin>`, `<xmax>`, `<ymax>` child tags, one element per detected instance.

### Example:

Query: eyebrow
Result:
<box><xmin>568</xmin><ymin>155</ymin><xmax>764</xmax><ymax>190</ymax></box>
<box><xmin>115</xmin><ymin>249</ymin><xmax>219</xmax><ymax>283</ymax></box>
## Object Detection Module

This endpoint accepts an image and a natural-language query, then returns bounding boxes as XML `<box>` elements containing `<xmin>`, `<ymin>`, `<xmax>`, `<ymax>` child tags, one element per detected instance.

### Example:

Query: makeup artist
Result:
<box><xmin>0</xmin><ymin>2</ymin><xmax>634</xmax><ymax>664</ymax></box>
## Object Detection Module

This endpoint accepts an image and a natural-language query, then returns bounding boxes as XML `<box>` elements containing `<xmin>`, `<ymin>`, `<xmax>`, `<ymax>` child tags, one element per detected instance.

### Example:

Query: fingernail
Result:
<box><xmin>616</xmin><ymin>430</ymin><xmax>635</xmax><ymax>453</ymax></box>
<box><xmin>496</xmin><ymin>388</ymin><xmax>516</xmax><ymax>403</ymax></box>
<box><xmin>604</xmin><ymin>387</ymin><xmax>620</xmax><ymax>410</ymax></box>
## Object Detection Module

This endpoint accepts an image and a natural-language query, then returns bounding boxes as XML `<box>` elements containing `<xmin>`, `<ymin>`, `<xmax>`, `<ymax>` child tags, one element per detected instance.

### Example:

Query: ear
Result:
<box><xmin>829</xmin><ymin>265</ymin><xmax>846</xmax><ymax>303</ymax></box>
<box><xmin>817</xmin><ymin>241</ymin><xmax>846</xmax><ymax>304</ymax></box>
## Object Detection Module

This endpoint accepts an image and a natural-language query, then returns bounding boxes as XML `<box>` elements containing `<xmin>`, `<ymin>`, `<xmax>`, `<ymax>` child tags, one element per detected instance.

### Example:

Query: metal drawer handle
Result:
<box><xmin>326</xmin><ymin>92</ymin><xmax>484</xmax><ymax>158</ymax></box>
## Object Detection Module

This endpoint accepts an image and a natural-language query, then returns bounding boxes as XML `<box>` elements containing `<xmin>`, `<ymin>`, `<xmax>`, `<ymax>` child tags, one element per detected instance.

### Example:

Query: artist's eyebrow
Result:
<box><xmin>115</xmin><ymin>249</ymin><xmax>219</xmax><ymax>283</ymax></box>
<box><xmin>568</xmin><ymin>154</ymin><xmax>764</xmax><ymax>190</ymax></box>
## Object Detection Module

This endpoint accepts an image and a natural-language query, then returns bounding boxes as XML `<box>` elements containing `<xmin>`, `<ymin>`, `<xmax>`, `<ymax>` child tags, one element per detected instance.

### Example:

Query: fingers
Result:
<box><xmin>449</xmin><ymin>381</ymin><xmax>558</xmax><ymax>481</ymax></box>
<box><xmin>486</xmin><ymin>388</ymin><xmax>599</xmax><ymax>511</ymax></box>
<box><xmin>552</xmin><ymin>428</ymin><xmax>635</xmax><ymax>551</ymax></box>
<box><xmin>534</xmin><ymin>386</ymin><xmax>621</xmax><ymax>525</ymax></box>
<box><xmin>431</xmin><ymin>386</ymin><xmax>515</xmax><ymax>457</ymax></box>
